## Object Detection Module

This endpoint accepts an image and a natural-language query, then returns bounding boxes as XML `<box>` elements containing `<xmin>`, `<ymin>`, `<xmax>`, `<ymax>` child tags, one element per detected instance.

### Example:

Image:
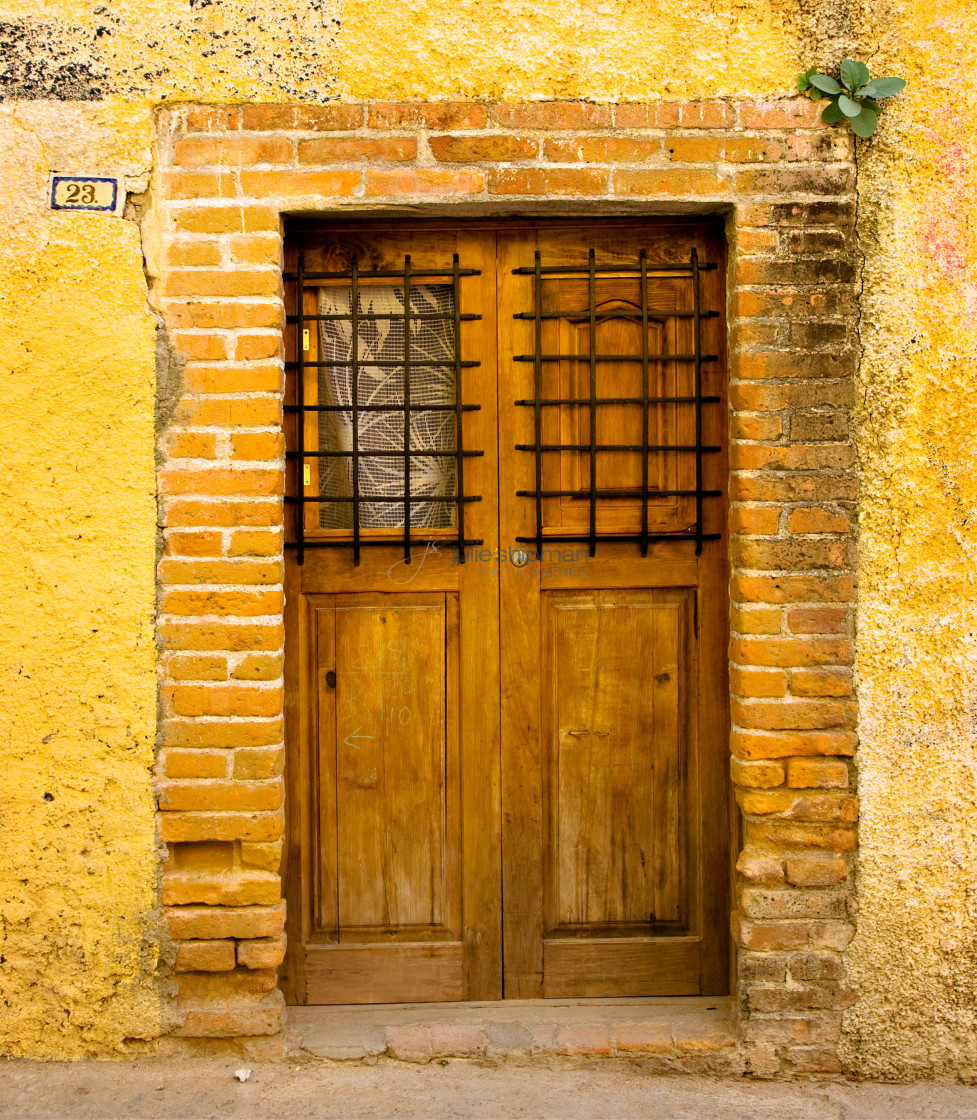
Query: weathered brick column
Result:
<box><xmin>152</xmin><ymin>99</ymin><xmax>858</xmax><ymax>1072</ymax></box>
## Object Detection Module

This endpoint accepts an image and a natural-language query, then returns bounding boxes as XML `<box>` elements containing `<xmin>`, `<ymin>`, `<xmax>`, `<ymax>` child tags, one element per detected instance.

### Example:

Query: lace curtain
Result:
<box><xmin>316</xmin><ymin>284</ymin><xmax>457</xmax><ymax>530</ymax></box>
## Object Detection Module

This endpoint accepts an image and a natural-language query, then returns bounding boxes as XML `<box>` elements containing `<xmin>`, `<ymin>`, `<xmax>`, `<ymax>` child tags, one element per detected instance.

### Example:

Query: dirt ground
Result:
<box><xmin>1</xmin><ymin>1058</ymin><xmax>976</xmax><ymax>1120</ymax></box>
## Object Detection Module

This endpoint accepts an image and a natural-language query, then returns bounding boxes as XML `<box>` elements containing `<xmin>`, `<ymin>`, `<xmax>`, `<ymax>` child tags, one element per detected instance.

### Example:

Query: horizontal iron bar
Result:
<box><xmin>286</xmin><ymin>313</ymin><xmax>482</xmax><ymax>323</ymax></box>
<box><xmin>287</xmin><ymin>449</ymin><xmax>482</xmax><ymax>458</ymax></box>
<box><xmin>515</xmin><ymin>532</ymin><xmax>722</xmax><ymax>545</ymax></box>
<box><xmin>514</xmin><ymin>310</ymin><xmax>719</xmax><ymax>320</ymax></box>
<box><xmin>286</xmin><ymin>495</ymin><xmax>482</xmax><ymax>504</ymax></box>
<box><xmin>517</xmin><ymin>488</ymin><xmax>723</xmax><ymax>499</ymax></box>
<box><xmin>513</xmin><ymin>353</ymin><xmax>718</xmax><ymax>363</ymax></box>
<box><xmin>286</xmin><ymin>359</ymin><xmax>480</xmax><ymax>369</ymax></box>
<box><xmin>285</xmin><ymin>403</ymin><xmax>480</xmax><ymax>413</ymax></box>
<box><xmin>511</xmin><ymin>263</ymin><xmax>718</xmax><ymax>275</ymax></box>
<box><xmin>284</xmin><ymin>268</ymin><xmax>480</xmax><ymax>280</ymax></box>
<box><xmin>515</xmin><ymin>443</ymin><xmax>722</xmax><ymax>453</ymax></box>
<box><xmin>286</xmin><ymin>537</ymin><xmax>484</xmax><ymax>550</ymax></box>
<box><xmin>514</xmin><ymin>395</ymin><xmax>721</xmax><ymax>406</ymax></box>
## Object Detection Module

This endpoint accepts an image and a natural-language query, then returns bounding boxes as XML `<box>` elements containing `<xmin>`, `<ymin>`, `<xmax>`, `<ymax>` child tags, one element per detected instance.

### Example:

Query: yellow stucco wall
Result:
<box><xmin>840</xmin><ymin>0</ymin><xmax>977</xmax><ymax>1080</ymax></box>
<box><xmin>0</xmin><ymin>0</ymin><xmax>974</xmax><ymax>1070</ymax></box>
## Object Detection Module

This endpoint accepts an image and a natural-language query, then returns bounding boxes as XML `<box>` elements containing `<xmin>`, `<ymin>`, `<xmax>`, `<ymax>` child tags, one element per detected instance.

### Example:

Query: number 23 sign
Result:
<box><xmin>51</xmin><ymin>176</ymin><xmax>118</xmax><ymax>212</ymax></box>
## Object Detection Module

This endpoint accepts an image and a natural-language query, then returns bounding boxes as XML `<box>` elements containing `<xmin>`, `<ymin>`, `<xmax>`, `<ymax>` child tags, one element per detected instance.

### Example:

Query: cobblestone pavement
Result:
<box><xmin>2</xmin><ymin>1059</ymin><xmax>976</xmax><ymax>1119</ymax></box>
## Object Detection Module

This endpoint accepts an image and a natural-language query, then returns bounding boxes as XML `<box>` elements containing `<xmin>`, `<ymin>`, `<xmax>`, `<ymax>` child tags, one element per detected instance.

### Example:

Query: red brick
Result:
<box><xmin>159</xmin><ymin>777</ymin><xmax>284</xmax><ymax>813</ymax></box>
<box><xmin>785</xmin><ymin>856</ymin><xmax>850</xmax><ymax>886</ymax></box>
<box><xmin>160</xmin><ymin>470</ymin><xmax>283</xmax><ymax>498</ymax></box>
<box><xmin>176</xmin><ymin>996</ymin><xmax>284</xmax><ymax>1038</ymax></box>
<box><xmin>732</xmin><ymin>729</ymin><xmax>857</xmax><ymax>760</ymax></box>
<box><xmin>158</xmin><ymin>620</ymin><xmax>284</xmax><ymax>653</ymax></box>
<box><xmin>165</xmin><ymin>654</ymin><xmax>228</xmax><ymax>681</ymax></box>
<box><xmin>158</xmin><ymin>559</ymin><xmax>283</xmax><ymax>586</ymax></box>
<box><xmin>731</xmin><ymin>758</ymin><xmax>786</xmax><ymax>788</ymax></box>
<box><xmin>732</xmin><ymin>698</ymin><xmax>855</xmax><ymax>731</ymax></box>
<box><xmin>228</xmin><ymin>530</ymin><xmax>284</xmax><ymax>556</ymax></box>
<box><xmin>165</xmin><ymin>529</ymin><xmax>223</xmax><ymax>557</ymax></box>
<box><xmin>730</xmin><ymin>666</ymin><xmax>788</xmax><ymax>699</ymax></box>
<box><xmin>729</xmin><ymin>637</ymin><xmax>852</xmax><ymax>668</ymax></box>
<box><xmin>737</xmin><ymin>789</ymin><xmax>858</xmax><ymax>821</ymax></box>
<box><xmin>161</xmin><ymin>718</ymin><xmax>284</xmax><ymax>749</ymax></box>
<box><xmin>791</xmin><ymin>668</ymin><xmax>853</xmax><ymax>698</ymax></box>
<box><xmin>615</xmin><ymin>102</ymin><xmax>732</xmax><ymax>128</ymax></box>
<box><xmin>180</xmin><ymin>106</ymin><xmax>241</xmax><ymax>132</ymax></box>
<box><xmin>231</xmin><ymin>653</ymin><xmax>284</xmax><ymax>681</ymax></box>
<box><xmin>489</xmin><ymin>102</ymin><xmax>611</xmax><ymax>129</ymax></box>
<box><xmin>730</xmin><ymin>507</ymin><xmax>781</xmax><ymax>536</ymax></box>
<box><xmin>242</xmin><ymin>104</ymin><xmax>363</xmax><ymax>130</ymax></box>
<box><xmin>365</xmin><ymin>169</ymin><xmax>485</xmax><ymax>196</ymax></box>
<box><xmin>745</xmin><ymin>818</ymin><xmax>857</xmax><ymax>851</ymax></box>
<box><xmin>543</xmin><ymin>136</ymin><xmax>663</xmax><ymax>162</ymax></box>
<box><xmin>489</xmin><ymin>168</ymin><xmax>608</xmax><ymax>195</ymax></box>
<box><xmin>163</xmin><ymin>269</ymin><xmax>281</xmax><ymax>298</ymax></box>
<box><xmin>667</xmin><ymin>136</ymin><xmax>783</xmax><ymax>163</ymax></box>
<box><xmin>164</xmin><ymin>683</ymin><xmax>282</xmax><ymax>718</ymax></box>
<box><xmin>615</xmin><ymin>169</ymin><xmax>730</xmax><ymax>196</ymax></box>
<box><xmin>231</xmin><ymin>432</ymin><xmax>285</xmax><ymax>460</ymax></box>
<box><xmin>737</xmin><ymin>99</ymin><xmax>824</xmax><ymax>129</ymax></box>
<box><xmin>238</xmin><ymin>936</ymin><xmax>287</xmax><ymax>970</ymax></box>
<box><xmin>741</xmin><ymin>887</ymin><xmax>848</xmax><ymax>921</ymax></box>
<box><xmin>429</xmin><ymin>135</ymin><xmax>537</xmax><ymax>161</ymax></box>
<box><xmin>163</xmin><ymin>749</ymin><xmax>228</xmax><ymax>778</ymax></box>
<box><xmin>162</xmin><ymin>588</ymin><xmax>284</xmax><ymax>616</ymax></box>
<box><xmin>239</xmin><ymin>170</ymin><xmax>361</xmax><ymax>197</ymax></box>
<box><xmin>733</xmin><ymin>913</ymin><xmax>854</xmax><ymax>952</ymax></box>
<box><xmin>174</xmin><ymin>940</ymin><xmax>236</xmax><ymax>972</ymax></box>
<box><xmin>171</xmin><ymin>206</ymin><xmax>280</xmax><ymax>235</ymax></box>
<box><xmin>787</xmin><ymin>608</ymin><xmax>848</xmax><ymax>635</ymax></box>
<box><xmin>163</xmin><ymin>868</ymin><xmax>281</xmax><ymax>906</ymax></box>
<box><xmin>159</xmin><ymin>809</ymin><xmax>284</xmax><ymax>844</ymax></box>
<box><xmin>173</xmin><ymin>136</ymin><xmax>293</xmax><ymax>166</ymax></box>
<box><xmin>736</xmin><ymin>851</ymin><xmax>785</xmax><ymax>883</ymax></box>
<box><xmin>730</xmin><ymin>574</ymin><xmax>855</xmax><ymax>605</ymax></box>
<box><xmin>731</xmin><ymin>414</ymin><xmax>783</xmax><ymax>441</ymax></box>
<box><xmin>240</xmin><ymin>840</ymin><xmax>284</xmax><ymax>872</ymax></box>
<box><xmin>368</xmin><ymin>103</ymin><xmax>487</xmax><ymax>129</ymax></box>
<box><xmin>162</xmin><ymin>301</ymin><xmax>283</xmax><ymax>331</ymax></box>
<box><xmin>232</xmin><ymin>746</ymin><xmax>286</xmax><ymax>780</ymax></box>
<box><xmin>164</xmin><ymin>498</ymin><xmax>280</xmax><ymax>529</ymax></box>
<box><xmin>183</xmin><ymin>365</ymin><xmax>282</xmax><ymax>395</ymax></box>
<box><xmin>787</xmin><ymin>759</ymin><xmax>850</xmax><ymax>789</ymax></box>
<box><xmin>788</xmin><ymin>508</ymin><xmax>851</xmax><ymax>534</ymax></box>
<box><xmin>171</xmin><ymin>333</ymin><xmax>228</xmax><ymax>360</ymax></box>
<box><xmin>233</xmin><ymin>334</ymin><xmax>282</xmax><ymax>361</ymax></box>
<box><xmin>298</xmin><ymin>137</ymin><xmax>417</xmax><ymax>162</ymax></box>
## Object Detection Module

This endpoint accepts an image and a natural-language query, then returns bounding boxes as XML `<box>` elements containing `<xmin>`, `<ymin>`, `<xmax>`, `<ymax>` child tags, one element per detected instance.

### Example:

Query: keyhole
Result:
<box><xmin>325</xmin><ymin>670</ymin><xmax>337</xmax><ymax>689</ymax></box>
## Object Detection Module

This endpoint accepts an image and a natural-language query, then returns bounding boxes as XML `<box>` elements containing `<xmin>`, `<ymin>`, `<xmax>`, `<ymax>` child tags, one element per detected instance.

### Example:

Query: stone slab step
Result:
<box><xmin>287</xmin><ymin>997</ymin><xmax>739</xmax><ymax>1071</ymax></box>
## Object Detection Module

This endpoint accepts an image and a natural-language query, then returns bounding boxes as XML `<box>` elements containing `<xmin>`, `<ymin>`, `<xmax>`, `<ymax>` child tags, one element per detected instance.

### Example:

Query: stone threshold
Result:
<box><xmin>287</xmin><ymin>997</ymin><xmax>739</xmax><ymax>1071</ymax></box>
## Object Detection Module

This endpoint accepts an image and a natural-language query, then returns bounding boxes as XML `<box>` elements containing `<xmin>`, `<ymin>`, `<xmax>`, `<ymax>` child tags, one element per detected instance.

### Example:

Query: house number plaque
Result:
<box><xmin>50</xmin><ymin>176</ymin><xmax>118</xmax><ymax>212</ymax></box>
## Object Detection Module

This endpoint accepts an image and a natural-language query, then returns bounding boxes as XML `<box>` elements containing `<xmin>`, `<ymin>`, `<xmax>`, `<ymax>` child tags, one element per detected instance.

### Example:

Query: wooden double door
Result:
<box><xmin>282</xmin><ymin>220</ymin><xmax>729</xmax><ymax>1004</ymax></box>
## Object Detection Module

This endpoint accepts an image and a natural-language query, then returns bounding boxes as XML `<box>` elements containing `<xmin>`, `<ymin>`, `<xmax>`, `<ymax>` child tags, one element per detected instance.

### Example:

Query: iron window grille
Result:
<box><xmin>284</xmin><ymin>253</ymin><xmax>483</xmax><ymax>566</ymax></box>
<box><xmin>512</xmin><ymin>247</ymin><xmax>722</xmax><ymax>558</ymax></box>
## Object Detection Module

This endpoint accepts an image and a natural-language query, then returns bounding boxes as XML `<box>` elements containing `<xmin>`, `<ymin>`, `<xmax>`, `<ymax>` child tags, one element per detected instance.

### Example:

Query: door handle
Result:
<box><xmin>566</xmin><ymin>729</ymin><xmax>608</xmax><ymax>738</ymax></box>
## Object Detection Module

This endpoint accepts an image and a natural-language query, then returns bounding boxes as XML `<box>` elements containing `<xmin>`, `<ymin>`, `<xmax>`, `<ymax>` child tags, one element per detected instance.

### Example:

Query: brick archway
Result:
<box><xmin>153</xmin><ymin>99</ymin><xmax>858</xmax><ymax>1074</ymax></box>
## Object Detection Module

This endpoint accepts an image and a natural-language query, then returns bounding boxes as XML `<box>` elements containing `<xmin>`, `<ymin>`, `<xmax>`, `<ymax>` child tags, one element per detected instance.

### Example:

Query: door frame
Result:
<box><xmin>279</xmin><ymin>215</ymin><xmax>734</xmax><ymax>1005</ymax></box>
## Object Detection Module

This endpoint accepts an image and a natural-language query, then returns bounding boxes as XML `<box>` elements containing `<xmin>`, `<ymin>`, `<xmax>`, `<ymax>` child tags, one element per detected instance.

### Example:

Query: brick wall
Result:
<box><xmin>153</xmin><ymin>99</ymin><xmax>858</xmax><ymax>1073</ymax></box>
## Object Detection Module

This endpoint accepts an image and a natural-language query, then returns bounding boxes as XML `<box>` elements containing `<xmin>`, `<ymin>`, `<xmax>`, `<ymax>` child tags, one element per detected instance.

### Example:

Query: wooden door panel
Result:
<box><xmin>498</xmin><ymin>222</ymin><xmax>729</xmax><ymax>1000</ymax></box>
<box><xmin>283</xmin><ymin>225</ymin><xmax>501</xmax><ymax>1005</ymax></box>
<box><xmin>325</xmin><ymin>593</ymin><xmax>458</xmax><ymax>938</ymax></box>
<box><xmin>543</xmin><ymin>589</ymin><xmax>695</xmax><ymax>935</ymax></box>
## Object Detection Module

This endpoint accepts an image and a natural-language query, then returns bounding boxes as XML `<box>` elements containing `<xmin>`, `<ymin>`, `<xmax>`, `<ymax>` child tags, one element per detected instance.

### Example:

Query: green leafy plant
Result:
<box><xmin>796</xmin><ymin>59</ymin><xmax>906</xmax><ymax>138</ymax></box>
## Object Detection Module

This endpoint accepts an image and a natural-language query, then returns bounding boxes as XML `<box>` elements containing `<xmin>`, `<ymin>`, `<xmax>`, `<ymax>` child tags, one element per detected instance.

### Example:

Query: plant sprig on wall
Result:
<box><xmin>797</xmin><ymin>59</ymin><xmax>906</xmax><ymax>138</ymax></box>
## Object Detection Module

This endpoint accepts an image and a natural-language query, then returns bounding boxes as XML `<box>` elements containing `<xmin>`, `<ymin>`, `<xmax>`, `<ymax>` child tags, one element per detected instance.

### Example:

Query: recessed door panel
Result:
<box><xmin>544</xmin><ymin>589</ymin><xmax>694</xmax><ymax>935</ymax></box>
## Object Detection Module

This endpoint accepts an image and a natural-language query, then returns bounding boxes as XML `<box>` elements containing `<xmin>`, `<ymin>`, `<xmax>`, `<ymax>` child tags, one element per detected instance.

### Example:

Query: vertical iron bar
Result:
<box><xmin>296</xmin><ymin>252</ymin><xmax>306</xmax><ymax>566</ymax></box>
<box><xmin>403</xmin><ymin>254</ymin><xmax>412</xmax><ymax>564</ymax></box>
<box><xmin>452</xmin><ymin>253</ymin><xmax>466</xmax><ymax>563</ymax></box>
<box><xmin>639</xmin><ymin>248</ymin><xmax>650</xmax><ymax>558</ymax></box>
<box><xmin>691</xmin><ymin>247</ymin><xmax>704</xmax><ymax>556</ymax></box>
<box><xmin>587</xmin><ymin>247</ymin><xmax>597</xmax><ymax>559</ymax></box>
<box><xmin>350</xmin><ymin>254</ymin><xmax>361</xmax><ymax>566</ymax></box>
<box><xmin>533</xmin><ymin>251</ymin><xmax>543</xmax><ymax>560</ymax></box>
